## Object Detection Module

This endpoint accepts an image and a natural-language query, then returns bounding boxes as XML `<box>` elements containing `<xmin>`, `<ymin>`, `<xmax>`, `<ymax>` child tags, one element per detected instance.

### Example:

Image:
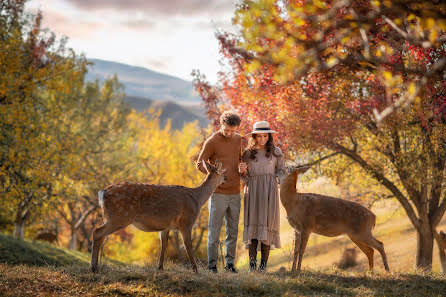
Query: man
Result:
<box><xmin>196</xmin><ymin>111</ymin><xmax>242</xmax><ymax>273</ymax></box>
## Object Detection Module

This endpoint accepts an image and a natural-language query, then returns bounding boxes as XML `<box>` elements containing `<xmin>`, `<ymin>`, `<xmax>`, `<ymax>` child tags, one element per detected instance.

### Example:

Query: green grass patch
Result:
<box><xmin>0</xmin><ymin>233</ymin><xmax>89</xmax><ymax>266</ymax></box>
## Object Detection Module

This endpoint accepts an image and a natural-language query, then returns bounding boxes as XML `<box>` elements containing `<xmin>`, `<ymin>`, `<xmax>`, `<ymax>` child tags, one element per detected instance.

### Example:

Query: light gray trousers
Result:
<box><xmin>207</xmin><ymin>193</ymin><xmax>241</xmax><ymax>268</ymax></box>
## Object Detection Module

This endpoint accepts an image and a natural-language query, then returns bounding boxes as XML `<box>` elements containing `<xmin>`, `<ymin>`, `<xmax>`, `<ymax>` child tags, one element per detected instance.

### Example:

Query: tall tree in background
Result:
<box><xmin>0</xmin><ymin>0</ymin><xmax>88</xmax><ymax>238</ymax></box>
<box><xmin>51</xmin><ymin>76</ymin><xmax>132</xmax><ymax>249</ymax></box>
<box><xmin>195</xmin><ymin>0</ymin><xmax>446</xmax><ymax>270</ymax></box>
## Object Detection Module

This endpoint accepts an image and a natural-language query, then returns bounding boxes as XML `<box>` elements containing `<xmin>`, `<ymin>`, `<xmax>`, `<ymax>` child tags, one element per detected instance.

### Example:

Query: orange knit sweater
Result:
<box><xmin>196</xmin><ymin>132</ymin><xmax>242</xmax><ymax>194</ymax></box>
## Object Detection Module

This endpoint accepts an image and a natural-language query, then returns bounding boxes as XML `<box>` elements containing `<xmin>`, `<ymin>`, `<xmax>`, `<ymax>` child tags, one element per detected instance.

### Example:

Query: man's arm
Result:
<box><xmin>196</xmin><ymin>138</ymin><xmax>213</xmax><ymax>174</ymax></box>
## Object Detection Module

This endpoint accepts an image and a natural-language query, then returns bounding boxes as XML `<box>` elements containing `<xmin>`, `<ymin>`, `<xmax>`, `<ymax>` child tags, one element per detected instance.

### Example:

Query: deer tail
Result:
<box><xmin>98</xmin><ymin>190</ymin><xmax>106</xmax><ymax>207</ymax></box>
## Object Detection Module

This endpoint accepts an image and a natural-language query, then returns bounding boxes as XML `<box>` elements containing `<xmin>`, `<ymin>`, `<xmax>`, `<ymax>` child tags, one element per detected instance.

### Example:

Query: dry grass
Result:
<box><xmin>1</xmin><ymin>262</ymin><xmax>445</xmax><ymax>297</ymax></box>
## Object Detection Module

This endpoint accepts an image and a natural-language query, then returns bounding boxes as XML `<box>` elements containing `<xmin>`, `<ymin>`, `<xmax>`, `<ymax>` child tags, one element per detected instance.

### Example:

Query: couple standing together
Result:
<box><xmin>196</xmin><ymin>111</ymin><xmax>284</xmax><ymax>273</ymax></box>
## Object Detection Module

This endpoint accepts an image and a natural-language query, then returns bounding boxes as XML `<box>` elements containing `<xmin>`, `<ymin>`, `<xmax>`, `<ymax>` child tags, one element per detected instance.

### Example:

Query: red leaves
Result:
<box><xmin>192</xmin><ymin>70</ymin><xmax>222</xmax><ymax>131</ymax></box>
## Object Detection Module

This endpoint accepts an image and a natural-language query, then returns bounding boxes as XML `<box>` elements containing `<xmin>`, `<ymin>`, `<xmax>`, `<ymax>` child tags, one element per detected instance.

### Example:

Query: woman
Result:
<box><xmin>239</xmin><ymin>121</ymin><xmax>284</xmax><ymax>272</ymax></box>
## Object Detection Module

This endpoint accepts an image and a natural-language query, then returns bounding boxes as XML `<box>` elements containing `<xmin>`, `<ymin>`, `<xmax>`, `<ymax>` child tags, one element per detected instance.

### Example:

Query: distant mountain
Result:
<box><xmin>124</xmin><ymin>96</ymin><xmax>209</xmax><ymax>130</ymax></box>
<box><xmin>86</xmin><ymin>59</ymin><xmax>201</xmax><ymax>104</ymax></box>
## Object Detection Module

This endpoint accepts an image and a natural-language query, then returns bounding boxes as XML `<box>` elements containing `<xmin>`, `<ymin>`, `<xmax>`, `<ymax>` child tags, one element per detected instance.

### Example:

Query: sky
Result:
<box><xmin>26</xmin><ymin>0</ymin><xmax>240</xmax><ymax>84</ymax></box>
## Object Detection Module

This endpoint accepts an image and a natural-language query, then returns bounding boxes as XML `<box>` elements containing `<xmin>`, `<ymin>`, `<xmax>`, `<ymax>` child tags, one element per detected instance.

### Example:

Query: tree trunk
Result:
<box><xmin>69</xmin><ymin>226</ymin><xmax>77</xmax><ymax>250</ymax></box>
<box><xmin>415</xmin><ymin>224</ymin><xmax>434</xmax><ymax>270</ymax></box>
<box><xmin>169</xmin><ymin>231</ymin><xmax>185</xmax><ymax>259</ymax></box>
<box><xmin>13</xmin><ymin>205</ymin><xmax>29</xmax><ymax>239</ymax></box>
<box><xmin>13</xmin><ymin>220</ymin><xmax>25</xmax><ymax>239</ymax></box>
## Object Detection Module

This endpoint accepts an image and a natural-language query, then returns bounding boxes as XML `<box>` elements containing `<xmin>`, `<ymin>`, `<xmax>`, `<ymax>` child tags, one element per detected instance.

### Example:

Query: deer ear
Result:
<box><xmin>298</xmin><ymin>166</ymin><xmax>310</xmax><ymax>174</ymax></box>
<box><xmin>214</xmin><ymin>160</ymin><xmax>222</xmax><ymax>171</ymax></box>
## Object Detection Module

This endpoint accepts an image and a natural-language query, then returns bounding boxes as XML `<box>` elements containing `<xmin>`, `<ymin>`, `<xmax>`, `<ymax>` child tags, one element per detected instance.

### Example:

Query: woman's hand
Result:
<box><xmin>239</xmin><ymin>162</ymin><xmax>248</xmax><ymax>175</ymax></box>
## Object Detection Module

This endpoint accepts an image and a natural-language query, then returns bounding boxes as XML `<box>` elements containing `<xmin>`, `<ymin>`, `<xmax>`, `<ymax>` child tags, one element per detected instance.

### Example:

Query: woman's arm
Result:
<box><xmin>240</xmin><ymin>150</ymin><xmax>249</xmax><ymax>183</ymax></box>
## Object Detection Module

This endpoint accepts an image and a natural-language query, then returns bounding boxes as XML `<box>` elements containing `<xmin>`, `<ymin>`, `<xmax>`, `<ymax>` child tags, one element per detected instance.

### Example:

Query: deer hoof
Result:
<box><xmin>157</xmin><ymin>266</ymin><xmax>164</xmax><ymax>271</ymax></box>
<box><xmin>91</xmin><ymin>265</ymin><xmax>98</xmax><ymax>273</ymax></box>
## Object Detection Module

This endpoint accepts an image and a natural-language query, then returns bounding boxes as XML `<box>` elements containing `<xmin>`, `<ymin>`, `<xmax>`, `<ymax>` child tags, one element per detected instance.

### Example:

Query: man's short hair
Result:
<box><xmin>220</xmin><ymin>111</ymin><xmax>241</xmax><ymax>127</ymax></box>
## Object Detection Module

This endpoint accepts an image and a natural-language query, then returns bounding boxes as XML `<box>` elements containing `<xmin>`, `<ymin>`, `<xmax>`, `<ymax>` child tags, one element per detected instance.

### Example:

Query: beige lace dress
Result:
<box><xmin>242</xmin><ymin>146</ymin><xmax>284</xmax><ymax>250</ymax></box>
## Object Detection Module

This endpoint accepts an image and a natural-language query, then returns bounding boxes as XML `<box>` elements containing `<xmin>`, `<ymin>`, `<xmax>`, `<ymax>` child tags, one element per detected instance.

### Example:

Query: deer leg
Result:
<box><xmin>348</xmin><ymin>234</ymin><xmax>374</xmax><ymax>270</ymax></box>
<box><xmin>296</xmin><ymin>231</ymin><xmax>310</xmax><ymax>273</ymax></box>
<box><xmin>158</xmin><ymin>230</ymin><xmax>170</xmax><ymax>270</ymax></box>
<box><xmin>90</xmin><ymin>223</ymin><xmax>123</xmax><ymax>273</ymax></box>
<box><xmin>291</xmin><ymin>230</ymin><xmax>301</xmax><ymax>272</ymax></box>
<box><xmin>180</xmin><ymin>227</ymin><xmax>198</xmax><ymax>273</ymax></box>
<box><xmin>358</xmin><ymin>233</ymin><xmax>390</xmax><ymax>272</ymax></box>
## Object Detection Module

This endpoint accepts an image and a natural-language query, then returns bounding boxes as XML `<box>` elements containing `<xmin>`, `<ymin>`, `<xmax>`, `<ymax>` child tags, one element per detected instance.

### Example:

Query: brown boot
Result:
<box><xmin>249</xmin><ymin>239</ymin><xmax>258</xmax><ymax>272</ymax></box>
<box><xmin>259</xmin><ymin>243</ymin><xmax>270</xmax><ymax>272</ymax></box>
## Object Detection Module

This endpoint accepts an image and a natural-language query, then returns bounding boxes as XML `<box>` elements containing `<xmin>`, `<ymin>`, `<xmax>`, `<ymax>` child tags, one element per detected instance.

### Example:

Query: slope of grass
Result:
<box><xmin>0</xmin><ymin>233</ymin><xmax>89</xmax><ymax>267</ymax></box>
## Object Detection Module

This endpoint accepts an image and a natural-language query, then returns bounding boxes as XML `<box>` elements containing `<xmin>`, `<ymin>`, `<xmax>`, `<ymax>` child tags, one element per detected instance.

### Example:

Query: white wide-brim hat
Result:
<box><xmin>247</xmin><ymin>121</ymin><xmax>278</xmax><ymax>134</ymax></box>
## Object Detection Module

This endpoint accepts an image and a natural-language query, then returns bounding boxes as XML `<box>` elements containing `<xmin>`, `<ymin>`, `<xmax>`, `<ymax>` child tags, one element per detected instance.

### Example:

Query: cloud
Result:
<box><xmin>121</xmin><ymin>19</ymin><xmax>156</xmax><ymax>30</ymax></box>
<box><xmin>34</xmin><ymin>7</ymin><xmax>106</xmax><ymax>39</ymax></box>
<box><xmin>63</xmin><ymin>0</ymin><xmax>237</xmax><ymax>17</ymax></box>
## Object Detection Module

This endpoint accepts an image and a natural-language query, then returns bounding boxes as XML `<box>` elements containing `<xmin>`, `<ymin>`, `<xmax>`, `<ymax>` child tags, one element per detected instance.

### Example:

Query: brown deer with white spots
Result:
<box><xmin>278</xmin><ymin>166</ymin><xmax>390</xmax><ymax>273</ymax></box>
<box><xmin>90</xmin><ymin>160</ymin><xmax>226</xmax><ymax>273</ymax></box>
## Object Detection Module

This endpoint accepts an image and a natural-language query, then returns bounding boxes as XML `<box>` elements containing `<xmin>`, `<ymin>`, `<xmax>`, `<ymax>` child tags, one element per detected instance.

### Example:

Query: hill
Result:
<box><xmin>86</xmin><ymin>59</ymin><xmax>201</xmax><ymax>104</ymax></box>
<box><xmin>124</xmin><ymin>96</ymin><xmax>209</xmax><ymax>130</ymax></box>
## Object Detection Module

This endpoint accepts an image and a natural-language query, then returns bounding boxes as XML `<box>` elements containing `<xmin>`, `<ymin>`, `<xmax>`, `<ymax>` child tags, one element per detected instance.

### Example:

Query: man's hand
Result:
<box><xmin>239</xmin><ymin>162</ymin><xmax>248</xmax><ymax>175</ymax></box>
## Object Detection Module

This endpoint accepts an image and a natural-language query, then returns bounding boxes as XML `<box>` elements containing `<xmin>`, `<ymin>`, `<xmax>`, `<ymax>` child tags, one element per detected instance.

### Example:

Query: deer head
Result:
<box><xmin>277</xmin><ymin>165</ymin><xmax>310</xmax><ymax>184</ymax></box>
<box><xmin>203</xmin><ymin>159</ymin><xmax>226</xmax><ymax>186</ymax></box>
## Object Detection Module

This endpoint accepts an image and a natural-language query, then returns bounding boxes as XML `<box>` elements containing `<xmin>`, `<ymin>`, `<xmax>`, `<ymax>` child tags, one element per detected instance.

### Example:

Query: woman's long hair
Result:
<box><xmin>244</xmin><ymin>133</ymin><xmax>278</xmax><ymax>160</ymax></box>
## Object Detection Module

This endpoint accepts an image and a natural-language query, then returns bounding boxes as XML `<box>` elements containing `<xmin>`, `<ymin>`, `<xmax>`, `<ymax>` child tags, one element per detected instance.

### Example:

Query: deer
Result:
<box><xmin>35</xmin><ymin>231</ymin><xmax>59</xmax><ymax>246</ymax></box>
<box><xmin>90</xmin><ymin>160</ymin><xmax>226</xmax><ymax>274</ymax></box>
<box><xmin>278</xmin><ymin>165</ymin><xmax>390</xmax><ymax>273</ymax></box>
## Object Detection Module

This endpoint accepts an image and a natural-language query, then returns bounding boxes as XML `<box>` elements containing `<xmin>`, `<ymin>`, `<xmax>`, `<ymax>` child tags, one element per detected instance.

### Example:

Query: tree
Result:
<box><xmin>0</xmin><ymin>0</ymin><xmax>89</xmax><ymax>238</ymax></box>
<box><xmin>50</xmin><ymin>75</ymin><xmax>133</xmax><ymax>249</ymax></box>
<box><xmin>195</xmin><ymin>0</ymin><xmax>446</xmax><ymax>270</ymax></box>
<box><xmin>231</xmin><ymin>0</ymin><xmax>446</xmax><ymax>122</ymax></box>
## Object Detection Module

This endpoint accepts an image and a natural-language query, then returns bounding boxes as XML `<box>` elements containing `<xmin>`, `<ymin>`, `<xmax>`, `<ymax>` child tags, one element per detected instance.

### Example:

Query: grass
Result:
<box><xmin>1</xmin><ymin>231</ymin><xmax>446</xmax><ymax>296</ymax></box>
<box><xmin>1</xmin><ymin>262</ymin><xmax>446</xmax><ymax>296</ymax></box>
<box><xmin>0</xmin><ymin>233</ymin><xmax>89</xmax><ymax>267</ymax></box>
